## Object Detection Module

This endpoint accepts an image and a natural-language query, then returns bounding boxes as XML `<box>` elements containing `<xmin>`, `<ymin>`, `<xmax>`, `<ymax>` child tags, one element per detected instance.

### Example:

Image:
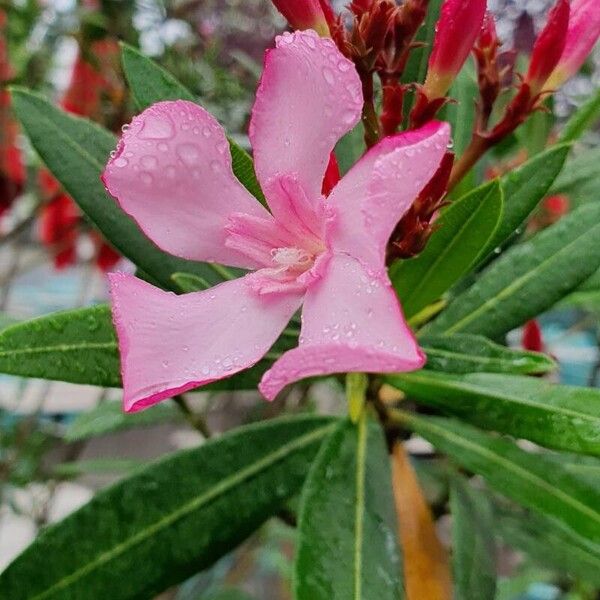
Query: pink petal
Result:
<box><xmin>327</xmin><ymin>122</ymin><xmax>450</xmax><ymax>271</ymax></box>
<box><xmin>103</xmin><ymin>100</ymin><xmax>270</xmax><ymax>269</ymax></box>
<box><xmin>249</xmin><ymin>30</ymin><xmax>362</xmax><ymax>207</ymax></box>
<box><xmin>259</xmin><ymin>254</ymin><xmax>425</xmax><ymax>400</ymax></box>
<box><xmin>109</xmin><ymin>273</ymin><xmax>303</xmax><ymax>412</ymax></box>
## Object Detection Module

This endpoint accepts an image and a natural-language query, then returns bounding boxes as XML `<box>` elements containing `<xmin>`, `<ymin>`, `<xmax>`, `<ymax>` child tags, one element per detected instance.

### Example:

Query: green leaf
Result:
<box><xmin>398</xmin><ymin>412</ymin><xmax>600</xmax><ymax>544</ymax></box>
<box><xmin>171</xmin><ymin>272</ymin><xmax>212</xmax><ymax>293</ymax></box>
<box><xmin>487</xmin><ymin>143</ymin><xmax>571</xmax><ymax>252</ymax></box>
<box><xmin>402</xmin><ymin>0</ymin><xmax>443</xmax><ymax>85</ymax></box>
<box><xmin>442</xmin><ymin>57</ymin><xmax>477</xmax><ymax>158</ymax></box>
<box><xmin>551</xmin><ymin>146</ymin><xmax>600</xmax><ymax>201</ymax></box>
<box><xmin>64</xmin><ymin>401</ymin><xmax>182</xmax><ymax>442</ymax></box>
<box><xmin>335</xmin><ymin>123</ymin><xmax>366</xmax><ymax>175</ymax></box>
<box><xmin>419</xmin><ymin>333</ymin><xmax>556</xmax><ymax>375</ymax></box>
<box><xmin>295</xmin><ymin>417</ymin><xmax>403</xmax><ymax>600</ymax></box>
<box><xmin>120</xmin><ymin>43</ymin><xmax>265</xmax><ymax>204</ymax></box>
<box><xmin>391</xmin><ymin>180</ymin><xmax>503</xmax><ymax>319</ymax></box>
<box><xmin>450</xmin><ymin>478</ymin><xmax>497</xmax><ymax>600</ymax></box>
<box><xmin>0</xmin><ymin>415</ymin><xmax>335</xmax><ymax>600</ymax></box>
<box><xmin>0</xmin><ymin>305</ymin><xmax>120</xmax><ymax>387</ymax></box>
<box><xmin>516</xmin><ymin>108</ymin><xmax>554</xmax><ymax>158</ymax></box>
<box><xmin>10</xmin><ymin>88</ymin><xmax>217</xmax><ymax>291</ymax></box>
<box><xmin>495</xmin><ymin>505</ymin><xmax>600</xmax><ymax>587</ymax></box>
<box><xmin>560</xmin><ymin>88</ymin><xmax>600</xmax><ymax>143</ymax></box>
<box><xmin>388</xmin><ymin>372</ymin><xmax>600</xmax><ymax>455</ymax></box>
<box><xmin>120</xmin><ymin>42</ymin><xmax>196</xmax><ymax>108</ymax></box>
<box><xmin>426</xmin><ymin>202</ymin><xmax>600</xmax><ymax>337</ymax></box>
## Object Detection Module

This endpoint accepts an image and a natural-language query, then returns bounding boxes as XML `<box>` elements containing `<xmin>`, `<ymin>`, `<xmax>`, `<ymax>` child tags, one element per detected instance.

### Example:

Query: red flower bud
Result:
<box><xmin>526</xmin><ymin>0</ymin><xmax>570</xmax><ymax>96</ymax></box>
<box><xmin>423</xmin><ymin>0</ymin><xmax>487</xmax><ymax>99</ymax></box>
<box><xmin>271</xmin><ymin>0</ymin><xmax>332</xmax><ymax>36</ymax></box>
<box><xmin>546</xmin><ymin>0</ymin><xmax>600</xmax><ymax>89</ymax></box>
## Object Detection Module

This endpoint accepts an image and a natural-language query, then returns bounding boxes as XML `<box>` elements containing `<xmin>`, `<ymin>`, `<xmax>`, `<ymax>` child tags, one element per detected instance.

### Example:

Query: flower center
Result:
<box><xmin>270</xmin><ymin>246</ymin><xmax>314</xmax><ymax>272</ymax></box>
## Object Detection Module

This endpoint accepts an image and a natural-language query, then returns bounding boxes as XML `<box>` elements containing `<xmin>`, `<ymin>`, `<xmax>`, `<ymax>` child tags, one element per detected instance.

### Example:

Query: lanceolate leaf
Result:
<box><xmin>0</xmin><ymin>416</ymin><xmax>335</xmax><ymax>600</ymax></box>
<box><xmin>450</xmin><ymin>478</ymin><xmax>497</xmax><ymax>600</ymax></box>
<box><xmin>560</xmin><ymin>87</ymin><xmax>600</xmax><ymax>144</ymax></box>
<box><xmin>551</xmin><ymin>146</ymin><xmax>600</xmax><ymax>200</ymax></box>
<box><xmin>9</xmin><ymin>88</ymin><xmax>217</xmax><ymax>291</ymax></box>
<box><xmin>171</xmin><ymin>272</ymin><xmax>212</xmax><ymax>293</ymax></box>
<box><xmin>64</xmin><ymin>401</ymin><xmax>182</xmax><ymax>442</ymax></box>
<box><xmin>487</xmin><ymin>143</ymin><xmax>570</xmax><ymax>252</ymax></box>
<box><xmin>392</xmin><ymin>443</ymin><xmax>452</xmax><ymax>600</ymax></box>
<box><xmin>0</xmin><ymin>305</ymin><xmax>120</xmax><ymax>387</ymax></box>
<box><xmin>399</xmin><ymin>413</ymin><xmax>600</xmax><ymax>544</ymax></box>
<box><xmin>391</xmin><ymin>180</ymin><xmax>503</xmax><ymax>319</ymax></box>
<box><xmin>495</xmin><ymin>506</ymin><xmax>600</xmax><ymax>587</ymax></box>
<box><xmin>427</xmin><ymin>203</ymin><xmax>600</xmax><ymax>338</ymax></box>
<box><xmin>295</xmin><ymin>417</ymin><xmax>403</xmax><ymax>600</ymax></box>
<box><xmin>420</xmin><ymin>334</ymin><xmax>556</xmax><ymax>375</ymax></box>
<box><xmin>388</xmin><ymin>372</ymin><xmax>600</xmax><ymax>455</ymax></box>
<box><xmin>120</xmin><ymin>43</ymin><xmax>265</xmax><ymax>204</ymax></box>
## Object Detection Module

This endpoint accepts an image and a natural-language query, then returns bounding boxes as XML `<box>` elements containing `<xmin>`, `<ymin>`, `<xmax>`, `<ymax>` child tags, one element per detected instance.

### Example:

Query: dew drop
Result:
<box><xmin>138</xmin><ymin>115</ymin><xmax>175</xmax><ymax>140</ymax></box>
<box><xmin>139</xmin><ymin>172</ymin><xmax>153</xmax><ymax>185</ymax></box>
<box><xmin>121</xmin><ymin>123</ymin><xmax>130</xmax><ymax>132</ymax></box>
<box><xmin>157</xmin><ymin>142</ymin><xmax>169</xmax><ymax>152</ymax></box>
<box><xmin>202</xmin><ymin>127</ymin><xmax>212</xmax><ymax>138</ymax></box>
<box><xmin>140</xmin><ymin>155</ymin><xmax>158</xmax><ymax>169</ymax></box>
<box><xmin>176</xmin><ymin>143</ymin><xmax>201</xmax><ymax>166</ymax></box>
<box><xmin>113</xmin><ymin>157</ymin><xmax>128</xmax><ymax>168</ymax></box>
<box><xmin>338</xmin><ymin>60</ymin><xmax>351</xmax><ymax>72</ymax></box>
<box><xmin>322</xmin><ymin>67</ymin><xmax>335</xmax><ymax>85</ymax></box>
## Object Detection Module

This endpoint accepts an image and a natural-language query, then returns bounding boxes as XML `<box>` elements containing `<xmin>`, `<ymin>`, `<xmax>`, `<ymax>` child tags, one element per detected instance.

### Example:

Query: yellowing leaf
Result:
<box><xmin>392</xmin><ymin>443</ymin><xmax>452</xmax><ymax>600</ymax></box>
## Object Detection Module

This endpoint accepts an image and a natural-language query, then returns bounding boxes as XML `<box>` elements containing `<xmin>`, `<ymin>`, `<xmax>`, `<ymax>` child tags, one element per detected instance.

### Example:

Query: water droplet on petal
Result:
<box><xmin>176</xmin><ymin>143</ymin><xmax>201</xmax><ymax>166</ymax></box>
<box><xmin>113</xmin><ymin>157</ymin><xmax>128</xmax><ymax>168</ymax></box>
<box><xmin>138</xmin><ymin>114</ymin><xmax>175</xmax><ymax>140</ymax></box>
<box><xmin>140</xmin><ymin>155</ymin><xmax>158</xmax><ymax>169</ymax></box>
<box><xmin>322</xmin><ymin>67</ymin><xmax>335</xmax><ymax>85</ymax></box>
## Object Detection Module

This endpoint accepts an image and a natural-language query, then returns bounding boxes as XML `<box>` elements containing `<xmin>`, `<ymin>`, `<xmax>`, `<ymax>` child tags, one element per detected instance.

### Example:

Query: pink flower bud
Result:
<box><xmin>525</xmin><ymin>0</ymin><xmax>570</xmax><ymax>96</ymax></box>
<box><xmin>546</xmin><ymin>0</ymin><xmax>600</xmax><ymax>89</ymax></box>
<box><xmin>271</xmin><ymin>0</ymin><xmax>332</xmax><ymax>36</ymax></box>
<box><xmin>423</xmin><ymin>0</ymin><xmax>487</xmax><ymax>99</ymax></box>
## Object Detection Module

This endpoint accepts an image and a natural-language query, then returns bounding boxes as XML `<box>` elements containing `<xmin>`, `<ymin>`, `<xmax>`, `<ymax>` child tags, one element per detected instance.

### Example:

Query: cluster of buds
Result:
<box><xmin>450</xmin><ymin>0</ymin><xmax>600</xmax><ymax>188</ymax></box>
<box><xmin>0</xmin><ymin>10</ymin><xmax>25</xmax><ymax>217</ymax></box>
<box><xmin>39</xmin><ymin>27</ymin><xmax>124</xmax><ymax>270</ymax></box>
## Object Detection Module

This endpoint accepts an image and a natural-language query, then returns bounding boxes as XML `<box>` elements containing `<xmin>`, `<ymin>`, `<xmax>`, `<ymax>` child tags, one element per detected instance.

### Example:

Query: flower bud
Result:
<box><xmin>423</xmin><ymin>0</ymin><xmax>487</xmax><ymax>99</ymax></box>
<box><xmin>271</xmin><ymin>0</ymin><xmax>332</xmax><ymax>36</ymax></box>
<box><xmin>545</xmin><ymin>0</ymin><xmax>600</xmax><ymax>89</ymax></box>
<box><xmin>525</xmin><ymin>0</ymin><xmax>570</xmax><ymax>96</ymax></box>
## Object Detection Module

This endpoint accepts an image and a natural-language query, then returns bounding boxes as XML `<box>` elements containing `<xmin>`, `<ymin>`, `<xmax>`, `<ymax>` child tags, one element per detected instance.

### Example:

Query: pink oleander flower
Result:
<box><xmin>103</xmin><ymin>30</ymin><xmax>449</xmax><ymax>412</ymax></box>
<box><xmin>545</xmin><ymin>0</ymin><xmax>600</xmax><ymax>89</ymax></box>
<box><xmin>525</xmin><ymin>0</ymin><xmax>570</xmax><ymax>96</ymax></box>
<box><xmin>423</xmin><ymin>0</ymin><xmax>487</xmax><ymax>99</ymax></box>
<box><xmin>271</xmin><ymin>0</ymin><xmax>333</xmax><ymax>36</ymax></box>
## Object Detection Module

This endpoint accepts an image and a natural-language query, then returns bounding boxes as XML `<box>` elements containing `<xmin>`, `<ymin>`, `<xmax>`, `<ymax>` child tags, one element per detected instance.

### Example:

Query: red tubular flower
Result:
<box><xmin>423</xmin><ymin>0</ymin><xmax>487</xmax><ymax>99</ymax></box>
<box><xmin>522</xmin><ymin>320</ymin><xmax>544</xmax><ymax>353</ymax></box>
<box><xmin>525</xmin><ymin>0</ymin><xmax>570</xmax><ymax>97</ymax></box>
<box><xmin>546</xmin><ymin>0</ymin><xmax>600</xmax><ymax>89</ymax></box>
<box><xmin>271</xmin><ymin>0</ymin><xmax>332</xmax><ymax>36</ymax></box>
<box><xmin>0</xmin><ymin>10</ymin><xmax>25</xmax><ymax>215</ymax></box>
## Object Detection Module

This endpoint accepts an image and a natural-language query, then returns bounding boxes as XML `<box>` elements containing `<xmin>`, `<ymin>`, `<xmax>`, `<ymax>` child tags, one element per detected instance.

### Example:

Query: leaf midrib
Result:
<box><xmin>413</xmin><ymin>417</ymin><xmax>600</xmax><ymax>529</ymax></box>
<box><xmin>0</xmin><ymin>342</ymin><xmax>116</xmax><ymax>358</ymax></box>
<box><xmin>28</xmin><ymin>423</ymin><xmax>334</xmax><ymax>600</ymax></box>
<box><xmin>443</xmin><ymin>220</ymin><xmax>600</xmax><ymax>334</ymax></box>
<box><xmin>398</xmin><ymin>373</ymin><xmax>600</xmax><ymax>423</ymax></box>
<box><xmin>353</xmin><ymin>415</ymin><xmax>367</xmax><ymax>600</ymax></box>
<box><xmin>422</xmin><ymin>346</ymin><xmax>545</xmax><ymax>369</ymax></box>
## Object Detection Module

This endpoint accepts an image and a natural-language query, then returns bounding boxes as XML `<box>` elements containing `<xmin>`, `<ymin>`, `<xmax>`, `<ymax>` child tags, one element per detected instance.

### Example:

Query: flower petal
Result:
<box><xmin>109</xmin><ymin>273</ymin><xmax>303</xmax><ymax>412</ymax></box>
<box><xmin>259</xmin><ymin>254</ymin><xmax>424</xmax><ymax>400</ymax></box>
<box><xmin>103</xmin><ymin>100</ymin><xmax>269</xmax><ymax>269</ymax></box>
<box><xmin>250</xmin><ymin>30</ymin><xmax>362</xmax><ymax>206</ymax></box>
<box><xmin>327</xmin><ymin>122</ymin><xmax>450</xmax><ymax>271</ymax></box>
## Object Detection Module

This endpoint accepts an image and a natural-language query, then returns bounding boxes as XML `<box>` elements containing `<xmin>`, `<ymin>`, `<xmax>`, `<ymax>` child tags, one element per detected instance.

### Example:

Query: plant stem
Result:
<box><xmin>172</xmin><ymin>394</ymin><xmax>212</xmax><ymax>438</ymax></box>
<box><xmin>447</xmin><ymin>134</ymin><xmax>490</xmax><ymax>192</ymax></box>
